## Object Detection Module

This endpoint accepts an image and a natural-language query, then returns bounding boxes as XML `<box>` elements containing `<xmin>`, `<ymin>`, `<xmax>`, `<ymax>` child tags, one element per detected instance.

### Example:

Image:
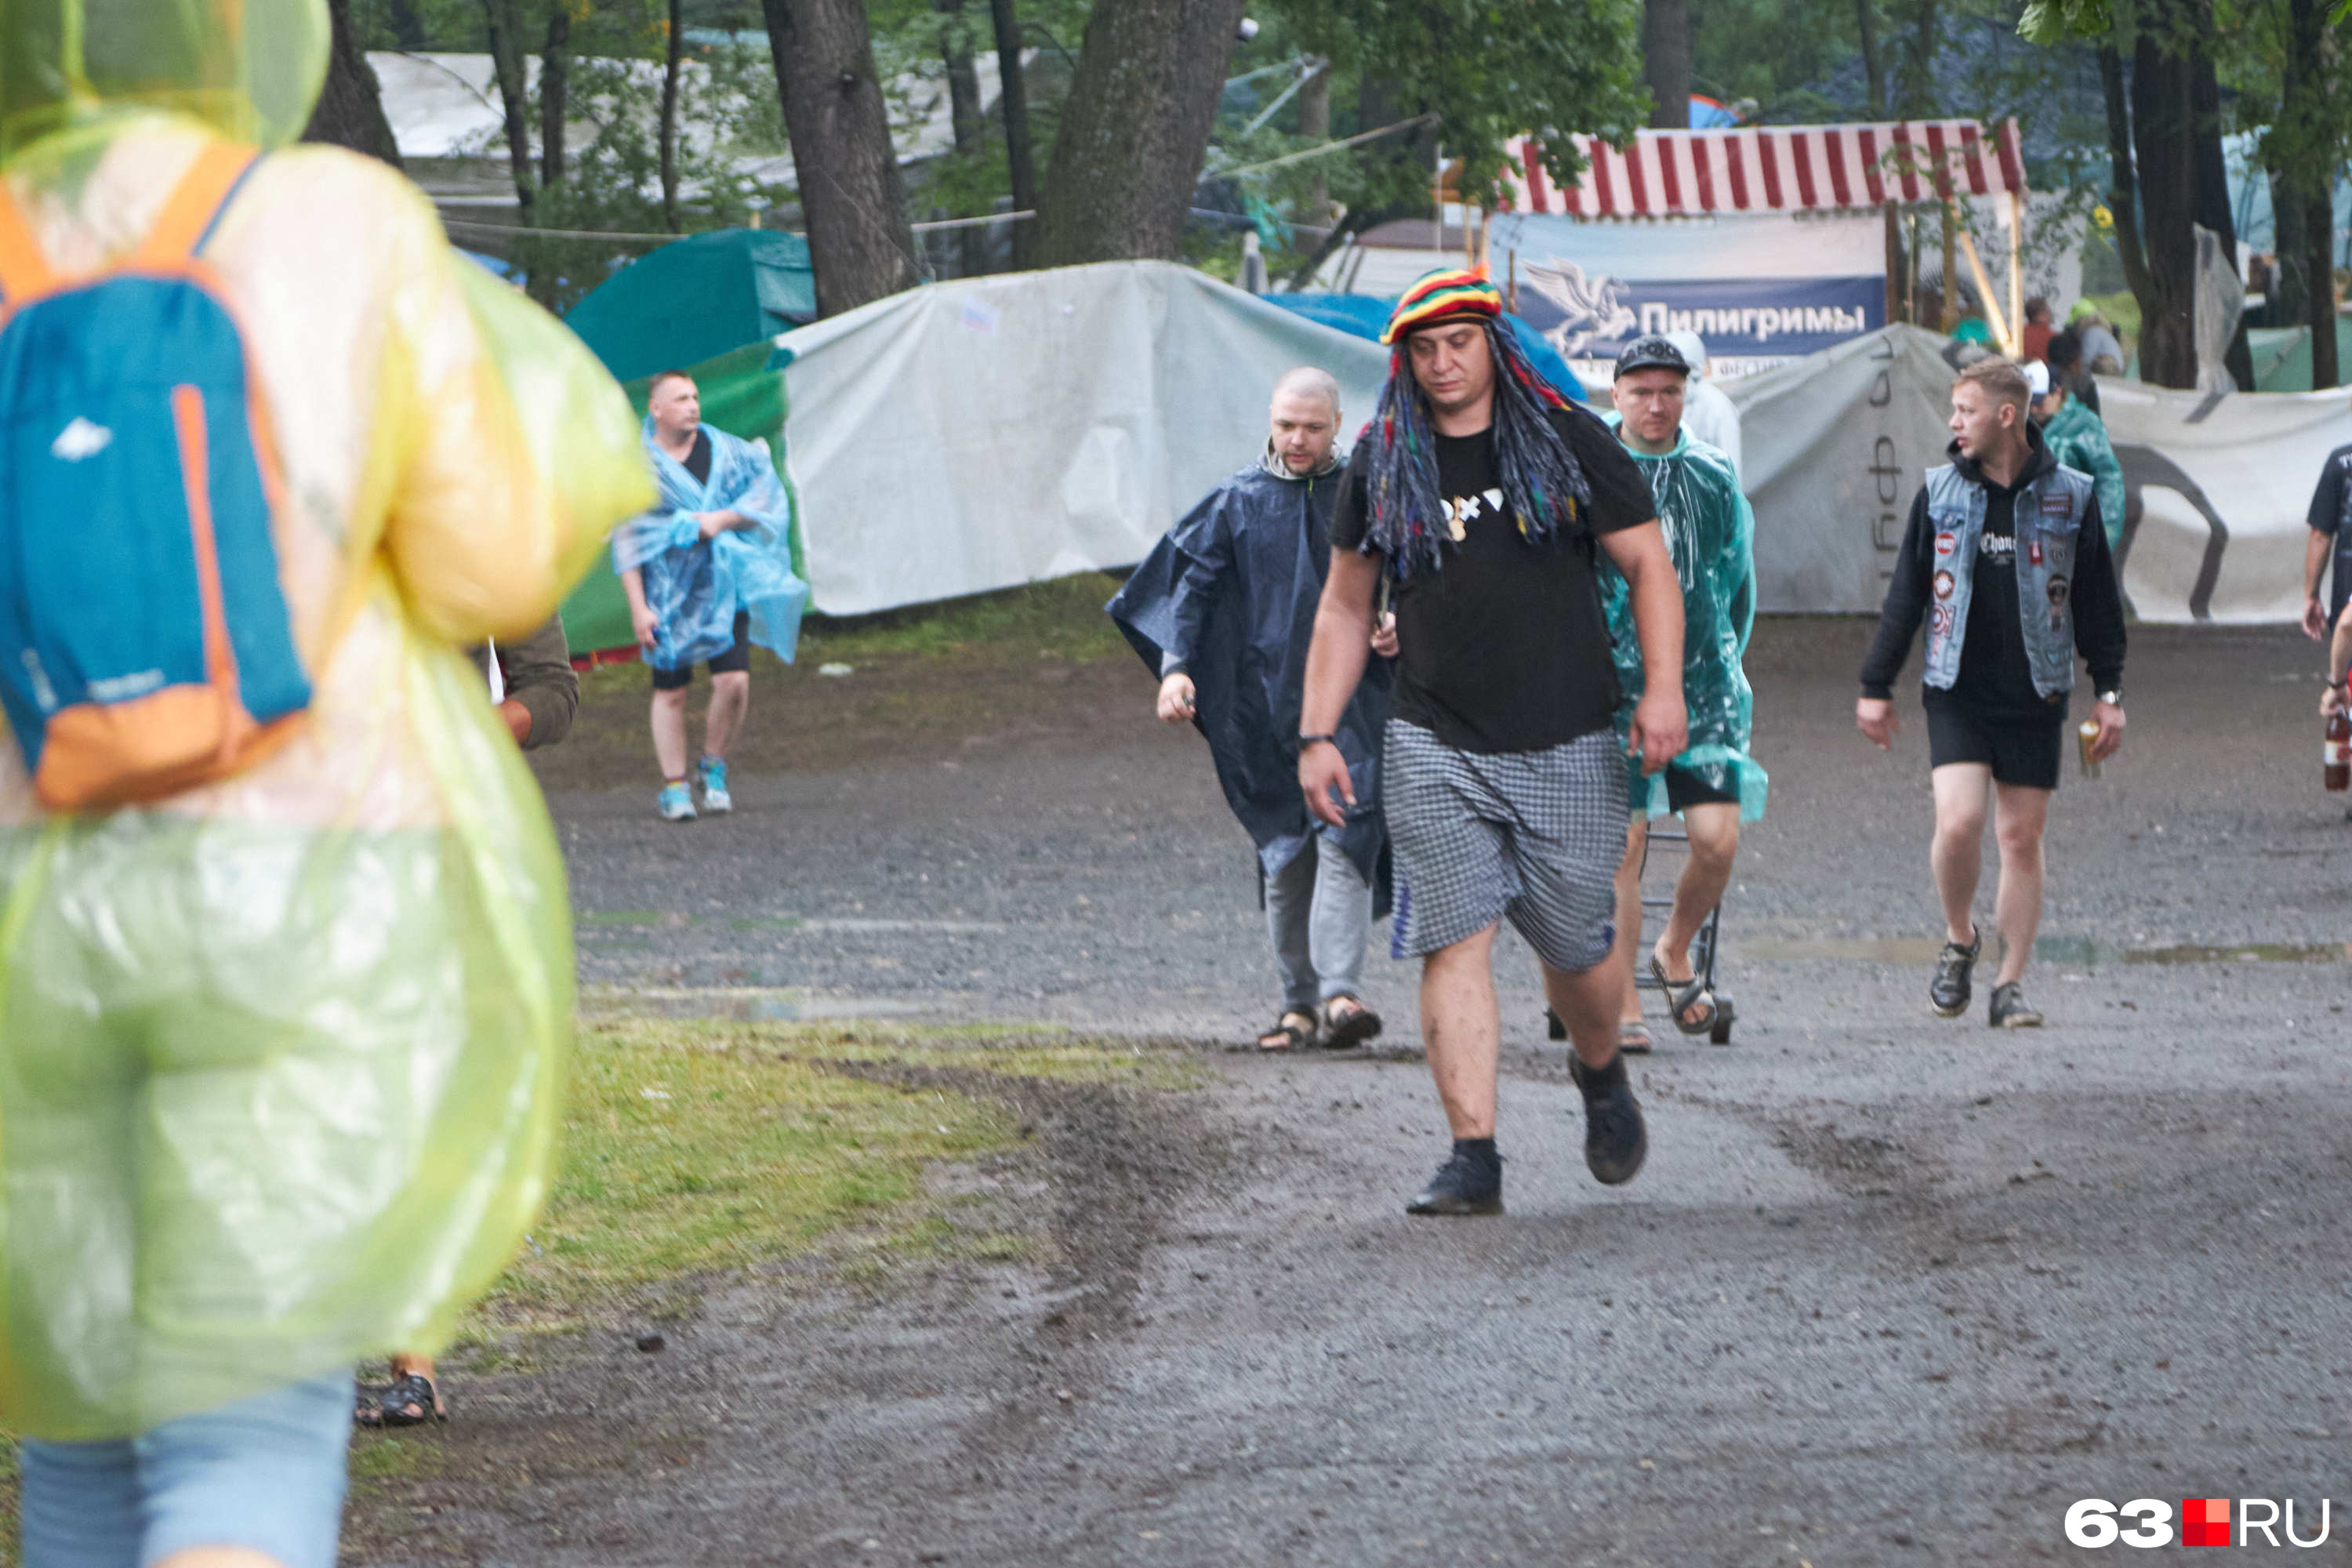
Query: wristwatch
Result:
<box><xmin>2096</xmin><ymin>688</ymin><xmax>2123</xmax><ymax>707</ymax></box>
<box><xmin>1298</xmin><ymin>732</ymin><xmax>1339</xmax><ymax>750</ymax></box>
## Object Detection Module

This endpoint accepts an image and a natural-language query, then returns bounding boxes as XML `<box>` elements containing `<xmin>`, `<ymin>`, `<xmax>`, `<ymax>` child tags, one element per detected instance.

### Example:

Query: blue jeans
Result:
<box><xmin>19</xmin><ymin>1373</ymin><xmax>353</xmax><ymax>1568</ymax></box>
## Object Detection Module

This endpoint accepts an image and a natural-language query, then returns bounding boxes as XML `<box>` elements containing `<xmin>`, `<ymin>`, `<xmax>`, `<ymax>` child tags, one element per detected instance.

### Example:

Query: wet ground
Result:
<box><xmin>354</xmin><ymin>619</ymin><xmax>2352</xmax><ymax>1565</ymax></box>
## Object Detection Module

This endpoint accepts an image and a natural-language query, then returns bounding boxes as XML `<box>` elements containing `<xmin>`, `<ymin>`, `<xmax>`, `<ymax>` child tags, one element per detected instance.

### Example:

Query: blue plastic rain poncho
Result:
<box><xmin>1599</xmin><ymin>423</ymin><xmax>1769</xmax><ymax>821</ymax></box>
<box><xmin>0</xmin><ymin>0</ymin><xmax>652</xmax><ymax>1442</ymax></box>
<box><xmin>613</xmin><ymin>416</ymin><xmax>809</xmax><ymax>665</ymax></box>
<box><xmin>1107</xmin><ymin>452</ymin><xmax>1392</xmax><ymax>899</ymax></box>
<box><xmin>2038</xmin><ymin>395</ymin><xmax>2126</xmax><ymax>552</ymax></box>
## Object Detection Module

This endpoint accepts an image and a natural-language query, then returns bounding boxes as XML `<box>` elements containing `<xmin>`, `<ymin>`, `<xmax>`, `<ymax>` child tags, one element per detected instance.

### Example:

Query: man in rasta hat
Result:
<box><xmin>1298</xmin><ymin>267</ymin><xmax>1690</xmax><ymax>1216</ymax></box>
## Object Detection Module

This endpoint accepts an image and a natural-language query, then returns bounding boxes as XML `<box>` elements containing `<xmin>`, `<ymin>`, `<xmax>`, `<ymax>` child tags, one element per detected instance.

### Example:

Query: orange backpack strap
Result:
<box><xmin>128</xmin><ymin>141</ymin><xmax>262</xmax><ymax>269</ymax></box>
<box><xmin>0</xmin><ymin>178</ymin><xmax>56</xmax><ymax>302</ymax></box>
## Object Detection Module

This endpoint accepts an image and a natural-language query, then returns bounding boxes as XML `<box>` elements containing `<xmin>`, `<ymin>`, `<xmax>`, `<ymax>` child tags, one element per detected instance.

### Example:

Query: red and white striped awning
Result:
<box><xmin>1501</xmin><ymin>119</ymin><xmax>2025</xmax><ymax>219</ymax></box>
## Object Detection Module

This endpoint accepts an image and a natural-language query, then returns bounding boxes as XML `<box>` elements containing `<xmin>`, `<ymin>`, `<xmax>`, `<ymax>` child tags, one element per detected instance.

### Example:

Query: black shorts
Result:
<box><xmin>1924</xmin><ymin>695</ymin><xmax>2063</xmax><ymax>791</ymax></box>
<box><xmin>649</xmin><ymin>611</ymin><xmax>753</xmax><ymax>691</ymax></box>
<box><xmin>1623</xmin><ymin>759</ymin><xmax>1741</xmax><ymax>815</ymax></box>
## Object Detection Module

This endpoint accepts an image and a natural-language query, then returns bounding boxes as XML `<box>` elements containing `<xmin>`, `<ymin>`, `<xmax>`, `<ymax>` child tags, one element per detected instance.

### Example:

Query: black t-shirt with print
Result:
<box><xmin>1329</xmin><ymin>406</ymin><xmax>1655</xmax><ymax>754</ymax></box>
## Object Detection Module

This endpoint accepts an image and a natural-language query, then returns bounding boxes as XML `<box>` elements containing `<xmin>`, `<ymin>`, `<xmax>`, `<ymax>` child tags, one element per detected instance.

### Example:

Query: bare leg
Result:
<box><xmin>1420</xmin><ymin>924</ymin><xmax>1501</xmax><ymax>1138</ymax></box>
<box><xmin>1541</xmin><ymin>939</ymin><xmax>1633</xmax><ymax>1073</ymax></box>
<box><xmin>1990</xmin><ymin>781</ymin><xmax>2051</xmax><ymax>985</ymax></box>
<box><xmin>702</xmin><ymin>670</ymin><xmax>750</xmax><ymax>760</ymax></box>
<box><xmin>1610</xmin><ymin>817</ymin><xmax>1648</xmax><ymax>1024</ymax></box>
<box><xmin>1654</xmin><ymin>803</ymin><xmax>1740</xmax><ymax>971</ymax></box>
<box><xmin>1929</xmin><ymin>763</ymin><xmax>1991</xmax><ymax>947</ymax></box>
<box><xmin>650</xmin><ymin>688</ymin><xmax>689</xmax><ymax>779</ymax></box>
<box><xmin>388</xmin><ymin>1352</ymin><xmax>435</xmax><ymax>1385</ymax></box>
<box><xmin>157</xmin><ymin>1552</ymin><xmax>288</xmax><ymax>1568</ymax></box>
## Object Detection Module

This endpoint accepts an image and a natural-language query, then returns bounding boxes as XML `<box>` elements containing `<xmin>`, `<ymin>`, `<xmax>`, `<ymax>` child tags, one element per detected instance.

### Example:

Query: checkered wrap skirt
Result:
<box><xmin>1383</xmin><ymin>721</ymin><xmax>1626</xmax><ymax>972</ymax></box>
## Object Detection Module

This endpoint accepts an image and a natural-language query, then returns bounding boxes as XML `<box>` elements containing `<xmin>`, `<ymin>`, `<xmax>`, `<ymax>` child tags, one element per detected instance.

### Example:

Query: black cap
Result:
<box><xmin>1613</xmin><ymin>335</ymin><xmax>1690</xmax><ymax>379</ymax></box>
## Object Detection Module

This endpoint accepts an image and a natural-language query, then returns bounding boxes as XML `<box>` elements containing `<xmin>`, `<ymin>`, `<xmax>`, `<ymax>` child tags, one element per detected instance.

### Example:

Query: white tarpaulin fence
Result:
<box><xmin>776</xmin><ymin>261</ymin><xmax>1391</xmax><ymax>616</ymax></box>
<box><xmin>1727</xmin><ymin>325</ymin><xmax>2352</xmax><ymax>622</ymax></box>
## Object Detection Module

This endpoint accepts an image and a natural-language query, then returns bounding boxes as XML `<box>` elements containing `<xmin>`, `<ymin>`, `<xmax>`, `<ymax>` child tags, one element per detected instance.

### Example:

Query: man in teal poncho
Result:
<box><xmin>615</xmin><ymin>369</ymin><xmax>808</xmax><ymax>822</ymax></box>
<box><xmin>1602</xmin><ymin>336</ymin><xmax>1765</xmax><ymax>1047</ymax></box>
<box><xmin>2028</xmin><ymin>358</ymin><xmax>2125</xmax><ymax>553</ymax></box>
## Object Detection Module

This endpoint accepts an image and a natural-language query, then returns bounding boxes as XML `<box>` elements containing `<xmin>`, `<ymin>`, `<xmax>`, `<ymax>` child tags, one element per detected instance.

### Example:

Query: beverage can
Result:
<box><xmin>2077</xmin><ymin>718</ymin><xmax>2101</xmax><ymax>780</ymax></box>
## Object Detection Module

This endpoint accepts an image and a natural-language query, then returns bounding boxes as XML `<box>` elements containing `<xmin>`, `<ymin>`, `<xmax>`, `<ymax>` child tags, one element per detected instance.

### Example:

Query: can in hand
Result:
<box><xmin>2078</xmin><ymin>717</ymin><xmax>2102</xmax><ymax>780</ymax></box>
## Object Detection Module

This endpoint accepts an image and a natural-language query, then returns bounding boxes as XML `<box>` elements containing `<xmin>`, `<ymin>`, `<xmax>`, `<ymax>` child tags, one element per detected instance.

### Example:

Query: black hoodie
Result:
<box><xmin>1860</xmin><ymin>424</ymin><xmax>2127</xmax><ymax>721</ymax></box>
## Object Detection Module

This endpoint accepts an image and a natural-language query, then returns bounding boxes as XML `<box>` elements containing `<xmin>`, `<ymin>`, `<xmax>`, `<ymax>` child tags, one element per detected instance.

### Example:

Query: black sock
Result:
<box><xmin>1453</xmin><ymin>1137</ymin><xmax>1500</xmax><ymax>1171</ymax></box>
<box><xmin>1577</xmin><ymin>1052</ymin><xmax>1628</xmax><ymax>1091</ymax></box>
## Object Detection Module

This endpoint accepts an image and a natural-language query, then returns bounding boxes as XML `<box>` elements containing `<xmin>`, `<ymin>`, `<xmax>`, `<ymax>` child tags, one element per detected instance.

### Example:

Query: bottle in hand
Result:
<box><xmin>2328</xmin><ymin>698</ymin><xmax>2350</xmax><ymax>793</ymax></box>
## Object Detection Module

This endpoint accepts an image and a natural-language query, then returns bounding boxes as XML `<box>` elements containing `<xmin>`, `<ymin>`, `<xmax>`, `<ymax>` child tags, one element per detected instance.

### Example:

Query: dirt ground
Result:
<box><xmin>346</xmin><ymin>615</ymin><xmax>2352</xmax><ymax>1566</ymax></box>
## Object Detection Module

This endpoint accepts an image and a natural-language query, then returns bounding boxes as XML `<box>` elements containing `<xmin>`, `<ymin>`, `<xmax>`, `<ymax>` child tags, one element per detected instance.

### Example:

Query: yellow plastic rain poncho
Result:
<box><xmin>0</xmin><ymin>2</ymin><xmax>652</xmax><ymax>1439</ymax></box>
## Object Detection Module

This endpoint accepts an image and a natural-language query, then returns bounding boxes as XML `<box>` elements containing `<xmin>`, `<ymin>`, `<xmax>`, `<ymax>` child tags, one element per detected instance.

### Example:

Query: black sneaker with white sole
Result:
<box><xmin>1930</xmin><ymin>928</ymin><xmax>1980</xmax><ymax>1018</ymax></box>
<box><xmin>1988</xmin><ymin>981</ymin><xmax>2043</xmax><ymax>1028</ymax></box>
<box><xmin>1405</xmin><ymin>1146</ymin><xmax>1503</xmax><ymax>1216</ymax></box>
<box><xmin>1569</xmin><ymin>1051</ymin><xmax>1647</xmax><ymax>1185</ymax></box>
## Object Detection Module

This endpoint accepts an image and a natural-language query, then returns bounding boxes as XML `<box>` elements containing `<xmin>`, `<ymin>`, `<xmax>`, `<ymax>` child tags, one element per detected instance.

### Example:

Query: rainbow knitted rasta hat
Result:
<box><xmin>1381</xmin><ymin>266</ymin><xmax>1503</xmax><ymax>344</ymax></box>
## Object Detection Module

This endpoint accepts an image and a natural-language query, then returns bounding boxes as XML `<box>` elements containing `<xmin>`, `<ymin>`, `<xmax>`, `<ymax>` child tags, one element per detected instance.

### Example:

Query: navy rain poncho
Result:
<box><xmin>1109</xmin><ymin>452</ymin><xmax>1392</xmax><ymax>902</ymax></box>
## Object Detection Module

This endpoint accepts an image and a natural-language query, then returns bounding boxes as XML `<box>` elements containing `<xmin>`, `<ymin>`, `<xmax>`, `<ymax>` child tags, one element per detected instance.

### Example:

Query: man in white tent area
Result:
<box><xmin>1664</xmin><ymin>328</ymin><xmax>1742</xmax><ymax>484</ymax></box>
<box><xmin>1599</xmin><ymin>336</ymin><xmax>1765</xmax><ymax>1051</ymax></box>
<box><xmin>1108</xmin><ymin>368</ymin><xmax>1393</xmax><ymax>1053</ymax></box>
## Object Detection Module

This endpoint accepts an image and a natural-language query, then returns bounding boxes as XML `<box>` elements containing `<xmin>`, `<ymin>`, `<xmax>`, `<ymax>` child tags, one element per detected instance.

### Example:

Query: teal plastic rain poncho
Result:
<box><xmin>2039</xmin><ymin>396</ymin><xmax>2126</xmax><ymax>552</ymax></box>
<box><xmin>613</xmin><ymin>417</ymin><xmax>808</xmax><ymax>665</ymax></box>
<box><xmin>0</xmin><ymin>0</ymin><xmax>653</xmax><ymax>1440</ymax></box>
<box><xmin>1599</xmin><ymin>423</ymin><xmax>1769</xmax><ymax>820</ymax></box>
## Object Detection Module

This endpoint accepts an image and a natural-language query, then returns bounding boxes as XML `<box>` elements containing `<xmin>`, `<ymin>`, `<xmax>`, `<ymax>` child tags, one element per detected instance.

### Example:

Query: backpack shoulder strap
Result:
<box><xmin>0</xmin><ymin>177</ymin><xmax>56</xmax><ymax>302</ymax></box>
<box><xmin>127</xmin><ymin>141</ymin><xmax>261</xmax><ymax>270</ymax></box>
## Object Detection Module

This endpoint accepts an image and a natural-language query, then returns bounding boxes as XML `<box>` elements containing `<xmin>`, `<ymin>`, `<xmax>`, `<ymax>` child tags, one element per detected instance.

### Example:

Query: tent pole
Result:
<box><xmin>1940</xmin><ymin>198</ymin><xmax>1958</xmax><ymax>331</ymax></box>
<box><xmin>1957</xmin><ymin>225</ymin><xmax>2015</xmax><ymax>355</ymax></box>
<box><xmin>1508</xmin><ymin>247</ymin><xmax>1519</xmax><ymax>313</ymax></box>
<box><xmin>2006</xmin><ymin>188</ymin><xmax>2025</xmax><ymax>358</ymax></box>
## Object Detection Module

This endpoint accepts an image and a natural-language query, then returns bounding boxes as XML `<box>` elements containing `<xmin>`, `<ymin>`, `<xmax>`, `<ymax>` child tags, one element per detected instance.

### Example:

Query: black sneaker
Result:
<box><xmin>1988</xmin><ymin>982</ymin><xmax>2043</xmax><ymax>1029</ymax></box>
<box><xmin>1570</xmin><ymin>1052</ymin><xmax>1647</xmax><ymax>1186</ymax></box>
<box><xmin>1930</xmin><ymin>928</ymin><xmax>1980</xmax><ymax>1018</ymax></box>
<box><xmin>1406</xmin><ymin>1149</ymin><xmax>1503</xmax><ymax>1216</ymax></box>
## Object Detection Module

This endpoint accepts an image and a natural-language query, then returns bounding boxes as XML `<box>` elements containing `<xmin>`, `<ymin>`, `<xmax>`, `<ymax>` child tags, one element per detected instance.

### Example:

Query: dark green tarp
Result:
<box><xmin>562</xmin><ymin>229</ymin><xmax>816</xmax><ymax>384</ymax></box>
<box><xmin>558</xmin><ymin>339</ymin><xmax>801</xmax><ymax>657</ymax></box>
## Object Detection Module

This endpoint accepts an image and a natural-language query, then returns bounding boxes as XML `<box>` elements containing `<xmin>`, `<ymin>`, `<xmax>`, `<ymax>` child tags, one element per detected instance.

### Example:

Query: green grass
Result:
<box><xmin>576</xmin><ymin>572</ymin><xmax>1128</xmax><ymax>710</ymax></box>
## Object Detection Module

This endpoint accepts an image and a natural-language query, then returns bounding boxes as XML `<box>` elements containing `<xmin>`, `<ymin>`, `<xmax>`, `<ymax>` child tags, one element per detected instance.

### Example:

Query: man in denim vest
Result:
<box><xmin>1855</xmin><ymin>358</ymin><xmax>2127</xmax><ymax>1028</ymax></box>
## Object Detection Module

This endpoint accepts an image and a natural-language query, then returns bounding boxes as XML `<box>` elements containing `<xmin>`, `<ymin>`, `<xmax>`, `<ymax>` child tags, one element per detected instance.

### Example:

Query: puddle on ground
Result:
<box><xmin>1733</xmin><ymin>936</ymin><xmax>2350</xmax><ymax>966</ymax></box>
<box><xmin>580</xmin><ymin>985</ymin><xmax>940</xmax><ymax>1021</ymax></box>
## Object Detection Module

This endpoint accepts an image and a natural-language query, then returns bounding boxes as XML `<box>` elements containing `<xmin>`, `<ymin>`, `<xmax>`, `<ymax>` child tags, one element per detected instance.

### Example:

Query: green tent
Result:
<box><xmin>563</xmin><ymin>229</ymin><xmax>816</xmax><ymax>384</ymax></box>
<box><xmin>2249</xmin><ymin>321</ymin><xmax>2352</xmax><ymax>393</ymax></box>
<box><xmin>557</xmin><ymin>339</ymin><xmax>804</xmax><ymax>658</ymax></box>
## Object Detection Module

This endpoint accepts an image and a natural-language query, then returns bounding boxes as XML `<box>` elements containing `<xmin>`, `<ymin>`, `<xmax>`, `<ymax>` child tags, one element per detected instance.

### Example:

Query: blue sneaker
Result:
<box><xmin>697</xmin><ymin>757</ymin><xmax>731</xmax><ymax>815</ymax></box>
<box><xmin>656</xmin><ymin>782</ymin><xmax>696</xmax><ymax>822</ymax></box>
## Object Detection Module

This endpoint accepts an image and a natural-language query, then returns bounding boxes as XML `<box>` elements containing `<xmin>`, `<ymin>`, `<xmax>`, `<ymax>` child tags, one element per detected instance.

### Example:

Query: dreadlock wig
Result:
<box><xmin>1366</xmin><ymin>267</ymin><xmax>1592</xmax><ymax>582</ymax></box>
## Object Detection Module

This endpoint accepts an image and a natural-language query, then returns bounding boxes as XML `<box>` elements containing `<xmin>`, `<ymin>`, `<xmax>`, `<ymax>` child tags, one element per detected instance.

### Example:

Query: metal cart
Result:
<box><xmin>1546</xmin><ymin>815</ymin><xmax>1735</xmax><ymax>1046</ymax></box>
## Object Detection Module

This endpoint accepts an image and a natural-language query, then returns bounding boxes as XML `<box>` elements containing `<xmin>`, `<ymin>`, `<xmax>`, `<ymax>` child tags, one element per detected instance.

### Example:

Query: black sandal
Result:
<box><xmin>365</xmin><ymin>1370</ymin><xmax>445</xmax><ymax>1428</ymax></box>
<box><xmin>1650</xmin><ymin>954</ymin><xmax>1718</xmax><ymax>1036</ymax></box>
<box><xmin>1319</xmin><ymin>995</ymin><xmax>1384</xmax><ymax>1050</ymax></box>
<box><xmin>1258</xmin><ymin>1011</ymin><xmax>1318</xmax><ymax>1051</ymax></box>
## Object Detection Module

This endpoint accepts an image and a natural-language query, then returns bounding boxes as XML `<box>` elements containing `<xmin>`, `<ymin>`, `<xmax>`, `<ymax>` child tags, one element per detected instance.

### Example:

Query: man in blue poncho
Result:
<box><xmin>615</xmin><ymin>369</ymin><xmax>809</xmax><ymax>821</ymax></box>
<box><xmin>1109</xmin><ymin>368</ymin><xmax>1392</xmax><ymax>1052</ymax></box>
<box><xmin>1602</xmin><ymin>336</ymin><xmax>1765</xmax><ymax>1048</ymax></box>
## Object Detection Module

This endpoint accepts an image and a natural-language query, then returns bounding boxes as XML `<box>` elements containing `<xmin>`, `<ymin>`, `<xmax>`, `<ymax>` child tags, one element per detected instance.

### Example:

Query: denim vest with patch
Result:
<box><xmin>1920</xmin><ymin>462</ymin><xmax>2094</xmax><ymax>699</ymax></box>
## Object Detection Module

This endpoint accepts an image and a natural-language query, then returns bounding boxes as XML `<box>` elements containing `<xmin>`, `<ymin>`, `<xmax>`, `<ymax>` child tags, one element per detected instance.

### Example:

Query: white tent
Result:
<box><xmin>777</xmin><ymin>261</ymin><xmax>1391</xmax><ymax>615</ymax></box>
<box><xmin>1727</xmin><ymin>325</ymin><xmax>2352</xmax><ymax>622</ymax></box>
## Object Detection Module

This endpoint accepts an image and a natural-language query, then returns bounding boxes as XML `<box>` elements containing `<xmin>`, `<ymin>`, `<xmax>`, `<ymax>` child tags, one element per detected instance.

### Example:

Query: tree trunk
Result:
<box><xmin>1642</xmin><ymin>0</ymin><xmax>1691</xmax><ymax>130</ymax></box>
<box><xmin>386</xmin><ymin>0</ymin><xmax>426</xmax><ymax>48</ymax></box>
<box><xmin>987</xmin><ymin>0</ymin><xmax>1039</xmax><ymax>267</ymax></box>
<box><xmin>2189</xmin><ymin>45</ymin><xmax>2252</xmax><ymax>390</ymax></box>
<box><xmin>935</xmin><ymin>0</ymin><xmax>989</xmax><ymax>274</ymax></box>
<box><xmin>303</xmin><ymin>0</ymin><xmax>405</xmax><ymax>170</ymax></box>
<box><xmin>540</xmin><ymin>7</ymin><xmax>570</xmax><ymax>189</ymax></box>
<box><xmin>1033</xmin><ymin>0</ymin><xmax>1247</xmax><ymax>267</ymax></box>
<box><xmin>661</xmin><ymin>0</ymin><xmax>684</xmax><ymax>231</ymax></box>
<box><xmin>2307</xmin><ymin>188</ymin><xmax>2340</xmax><ymax>389</ymax></box>
<box><xmin>763</xmin><ymin>0</ymin><xmax>921</xmax><ymax>312</ymax></box>
<box><xmin>2129</xmin><ymin>31</ymin><xmax>2199</xmax><ymax>387</ymax></box>
<box><xmin>1855</xmin><ymin>0</ymin><xmax>1900</xmax><ymax>321</ymax></box>
<box><xmin>1297</xmin><ymin>60</ymin><xmax>1331</xmax><ymax>227</ymax></box>
<box><xmin>481</xmin><ymin>0</ymin><xmax>535</xmax><ymax>211</ymax></box>
<box><xmin>1896</xmin><ymin>0</ymin><xmax>1939</xmax><ymax>117</ymax></box>
<box><xmin>2096</xmin><ymin>45</ymin><xmax>2160</xmax><ymax>319</ymax></box>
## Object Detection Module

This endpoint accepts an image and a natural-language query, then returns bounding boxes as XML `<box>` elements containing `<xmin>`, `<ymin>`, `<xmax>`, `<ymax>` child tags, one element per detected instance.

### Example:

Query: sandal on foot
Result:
<box><xmin>1258</xmin><ymin>1011</ymin><xmax>1319</xmax><ymax>1051</ymax></box>
<box><xmin>1319</xmin><ymin>995</ymin><xmax>1384</xmax><ymax>1051</ymax></box>
<box><xmin>1618</xmin><ymin>1018</ymin><xmax>1653</xmax><ymax>1054</ymax></box>
<box><xmin>371</xmin><ymin>1370</ymin><xmax>445</xmax><ymax>1428</ymax></box>
<box><xmin>1650</xmin><ymin>954</ymin><xmax>1718</xmax><ymax>1036</ymax></box>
